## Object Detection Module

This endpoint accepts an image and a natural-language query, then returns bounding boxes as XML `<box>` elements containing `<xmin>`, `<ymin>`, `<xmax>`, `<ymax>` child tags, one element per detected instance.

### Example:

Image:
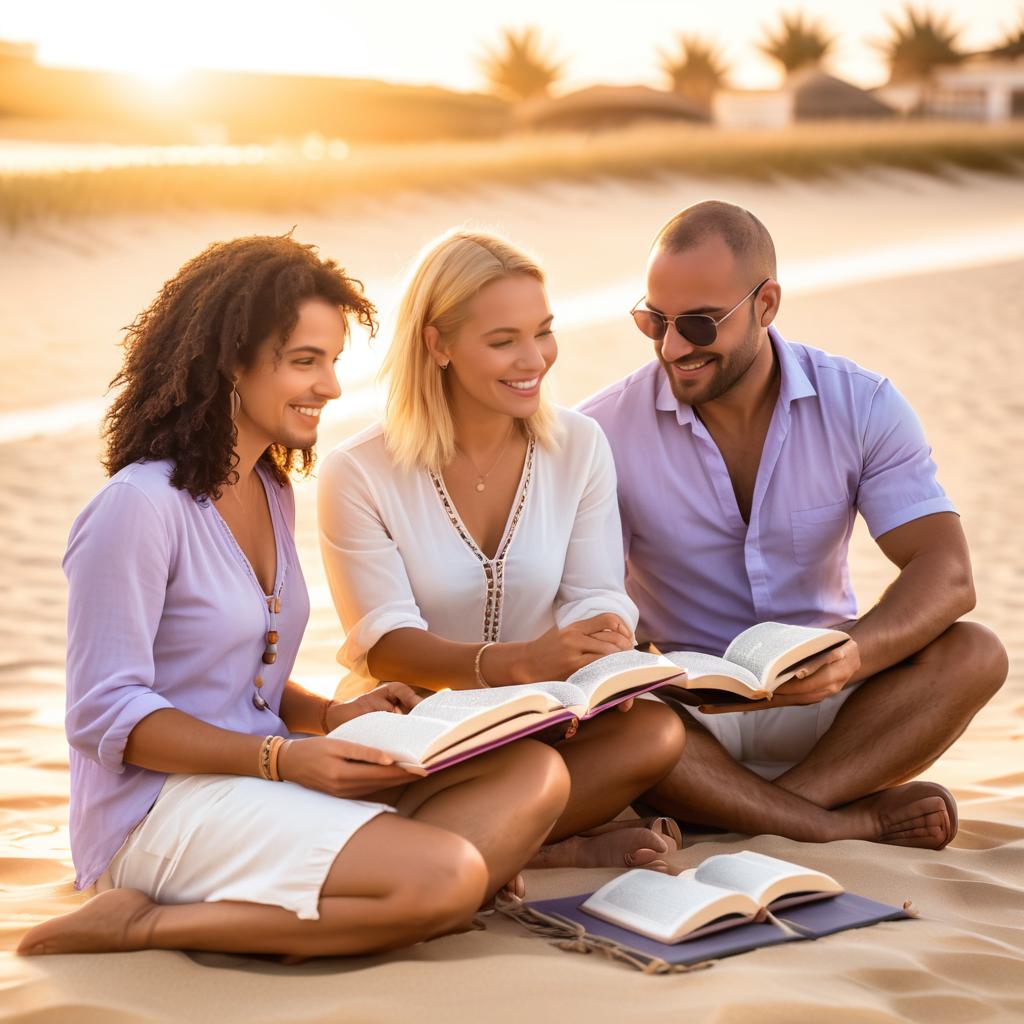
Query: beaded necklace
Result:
<box><xmin>208</xmin><ymin>468</ymin><xmax>286</xmax><ymax>714</ymax></box>
<box><xmin>252</xmin><ymin>585</ymin><xmax>284</xmax><ymax>711</ymax></box>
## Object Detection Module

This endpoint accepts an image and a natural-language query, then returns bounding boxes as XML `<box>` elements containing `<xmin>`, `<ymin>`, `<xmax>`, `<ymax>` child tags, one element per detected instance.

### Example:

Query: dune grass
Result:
<box><xmin>2</xmin><ymin>120</ymin><xmax>1023</xmax><ymax>230</ymax></box>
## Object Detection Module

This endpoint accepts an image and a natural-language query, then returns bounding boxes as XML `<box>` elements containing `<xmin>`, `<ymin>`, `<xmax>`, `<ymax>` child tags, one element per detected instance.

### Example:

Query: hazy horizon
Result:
<box><xmin>2</xmin><ymin>0</ymin><xmax>1022</xmax><ymax>96</ymax></box>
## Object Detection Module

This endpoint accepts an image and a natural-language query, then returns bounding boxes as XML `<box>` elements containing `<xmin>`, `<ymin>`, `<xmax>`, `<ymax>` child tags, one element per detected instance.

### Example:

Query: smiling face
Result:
<box><xmin>434</xmin><ymin>273</ymin><xmax>556</xmax><ymax>421</ymax></box>
<box><xmin>233</xmin><ymin>297</ymin><xmax>346</xmax><ymax>452</ymax></box>
<box><xmin>645</xmin><ymin>234</ymin><xmax>774</xmax><ymax>407</ymax></box>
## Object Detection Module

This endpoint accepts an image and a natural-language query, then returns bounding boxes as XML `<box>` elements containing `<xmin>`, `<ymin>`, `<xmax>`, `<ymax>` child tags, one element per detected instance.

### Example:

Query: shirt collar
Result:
<box><xmin>654</xmin><ymin>325</ymin><xmax>816</xmax><ymax>426</ymax></box>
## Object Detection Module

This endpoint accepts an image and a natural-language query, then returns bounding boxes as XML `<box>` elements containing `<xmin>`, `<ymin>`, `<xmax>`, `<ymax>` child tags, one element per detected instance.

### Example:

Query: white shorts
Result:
<box><xmin>674</xmin><ymin>683</ymin><xmax>863</xmax><ymax>780</ymax></box>
<box><xmin>99</xmin><ymin>773</ymin><xmax>394</xmax><ymax>920</ymax></box>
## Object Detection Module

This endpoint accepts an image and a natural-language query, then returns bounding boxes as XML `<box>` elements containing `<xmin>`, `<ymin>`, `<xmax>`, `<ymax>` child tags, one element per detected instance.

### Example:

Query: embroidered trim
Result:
<box><xmin>429</xmin><ymin>437</ymin><xmax>535</xmax><ymax>642</ymax></box>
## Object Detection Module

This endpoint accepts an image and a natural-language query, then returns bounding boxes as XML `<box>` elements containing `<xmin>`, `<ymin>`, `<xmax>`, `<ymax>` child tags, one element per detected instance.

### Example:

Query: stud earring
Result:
<box><xmin>440</xmin><ymin>362</ymin><xmax>450</xmax><ymax>370</ymax></box>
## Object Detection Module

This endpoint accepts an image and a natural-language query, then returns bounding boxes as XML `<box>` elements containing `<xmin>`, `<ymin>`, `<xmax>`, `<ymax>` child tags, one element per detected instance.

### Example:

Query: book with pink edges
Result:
<box><xmin>327</xmin><ymin>649</ymin><xmax>684</xmax><ymax>772</ymax></box>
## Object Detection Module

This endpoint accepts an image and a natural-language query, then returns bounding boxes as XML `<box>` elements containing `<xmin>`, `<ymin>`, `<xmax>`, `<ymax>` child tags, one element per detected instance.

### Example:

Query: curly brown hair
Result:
<box><xmin>103</xmin><ymin>233</ymin><xmax>377</xmax><ymax>500</ymax></box>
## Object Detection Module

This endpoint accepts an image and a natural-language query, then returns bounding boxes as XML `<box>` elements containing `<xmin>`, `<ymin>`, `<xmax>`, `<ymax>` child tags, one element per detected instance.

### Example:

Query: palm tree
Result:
<box><xmin>759</xmin><ymin>11</ymin><xmax>836</xmax><ymax>75</ymax></box>
<box><xmin>876</xmin><ymin>6</ymin><xmax>963</xmax><ymax>83</ymax></box>
<box><xmin>660</xmin><ymin>35</ymin><xmax>730</xmax><ymax>108</ymax></box>
<box><xmin>480</xmin><ymin>27</ymin><xmax>565</xmax><ymax>102</ymax></box>
<box><xmin>991</xmin><ymin>10</ymin><xmax>1024</xmax><ymax>59</ymax></box>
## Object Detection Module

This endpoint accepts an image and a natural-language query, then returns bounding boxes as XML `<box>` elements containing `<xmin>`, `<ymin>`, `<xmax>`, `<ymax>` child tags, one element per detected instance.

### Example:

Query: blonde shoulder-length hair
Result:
<box><xmin>380</xmin><ymin>229</ymin><xmax>560</xmax><ymax>474</ymax></box>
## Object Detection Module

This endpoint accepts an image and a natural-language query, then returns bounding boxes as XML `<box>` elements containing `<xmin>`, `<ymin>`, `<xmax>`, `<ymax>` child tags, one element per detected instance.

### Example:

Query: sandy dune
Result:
<box><xmin>0</xmin><ymin>173</ymin><xmax>1022</xmax><ymax>1023</ymax></box>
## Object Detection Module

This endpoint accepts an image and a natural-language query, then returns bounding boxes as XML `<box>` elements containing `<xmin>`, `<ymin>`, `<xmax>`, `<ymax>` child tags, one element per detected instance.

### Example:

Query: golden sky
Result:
<box><xmin>2</xmin><ymin>0</ymin><xmax>1021</xmax><ymax>91</ymax></box>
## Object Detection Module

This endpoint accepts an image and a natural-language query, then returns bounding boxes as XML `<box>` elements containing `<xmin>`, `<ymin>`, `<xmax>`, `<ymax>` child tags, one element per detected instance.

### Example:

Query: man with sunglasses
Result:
<box><xmin>579</xmin><ymin>200</ymin><xmax>1007</xmax><ymax>850</ymax></box>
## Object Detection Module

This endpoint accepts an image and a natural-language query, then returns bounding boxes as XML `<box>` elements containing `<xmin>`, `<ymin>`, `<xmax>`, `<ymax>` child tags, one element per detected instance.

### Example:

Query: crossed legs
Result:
<box><xmin>645</xmin><ymin>622</ymin><xmax>1007</xmax><ymax>848</ymax></box>
<box><xmin>18</xmin><ymin>739</ymin><xmax>570</xmax><ymax>958</ymax></box>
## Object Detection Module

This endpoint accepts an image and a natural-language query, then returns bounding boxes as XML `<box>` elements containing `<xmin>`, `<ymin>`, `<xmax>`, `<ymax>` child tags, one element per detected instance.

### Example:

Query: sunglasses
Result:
<box><xmin>630</xmin><ymin>278</ymin><xmax>770</xmax><ymax>347</ymax></box>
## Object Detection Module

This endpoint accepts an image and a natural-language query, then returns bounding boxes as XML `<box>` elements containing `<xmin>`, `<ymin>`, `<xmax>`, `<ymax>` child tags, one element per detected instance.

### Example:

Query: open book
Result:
<box><xmin>327</xmin><ymin>649</ymin><xmax>684</xmax><ymax>772</ymax></box>
<box><xmin>657</xmin><ymin>622</ymin><xmax>850</xmax><ymax>705</ymax></box>
<box><xmin>506</xmin><ymin>853</ymin><xmax>912</xmax><ymax>972</ymax></box>
<box><xmin>581</xmin><ymin>852</ymin><xmax>843</xmax><ymax>943</ymax></box>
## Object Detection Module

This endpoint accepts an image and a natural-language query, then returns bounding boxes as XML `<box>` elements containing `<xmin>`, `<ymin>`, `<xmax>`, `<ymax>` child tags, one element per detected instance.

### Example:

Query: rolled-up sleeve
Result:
<box><xmin>553</xmin><ymin>424</ymin><xmax>639</xmax><ymax>633</ymax></box>
<box><xmin>63</xmin><ymin>482</ymin><xmax>175</xmax><ymax>774</ymax></box>
<box><xmin>856</xmin><ymin>379</ymin><xmax>957</xmax><ymax>539</ymax></box>
<box><xmin>318</xmin><ymin>450</ymin><xmax>428</xmax><ymax>675</ymax></box>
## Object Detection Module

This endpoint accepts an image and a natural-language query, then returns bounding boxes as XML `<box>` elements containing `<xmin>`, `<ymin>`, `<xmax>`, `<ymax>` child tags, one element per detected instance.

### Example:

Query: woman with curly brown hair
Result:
<box><xmin>18</xmin><ymin>234</ymin><xmax>570</xmax><ymax>959</ymax></box>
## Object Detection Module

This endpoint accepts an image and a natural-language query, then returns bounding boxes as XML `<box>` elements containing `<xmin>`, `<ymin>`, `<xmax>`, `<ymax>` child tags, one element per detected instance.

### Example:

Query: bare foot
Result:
<box><xmin>581</xmin><ymin>816</ymin><xmax>683</xmax><ymax>851</ymax></box>
<box><xmin>833</xmin><ymin>781</ymin><xmax>958</xmax><ymax>850</ymax></box>
<box><xmin>477</xmin><ymin>873</ymin><xmax>527</xmax><ymax>917</ymax></box>
<box><xmin>529</xmin><ymin>828</ymin><xmax>671</xmax><ymax>871</ymax></box>
<box><xmin>502</xmin><ymin>873</ymin><xmax>526</xmax><ymax>900</ymax></box>
<box><xmin>17</xmin><ymin>889</ymin><xmax>157</xmax><ymax>956</ymax></box>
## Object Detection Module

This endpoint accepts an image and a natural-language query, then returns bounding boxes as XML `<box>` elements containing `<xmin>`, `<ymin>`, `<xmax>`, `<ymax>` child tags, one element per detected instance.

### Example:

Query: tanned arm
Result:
<box><xmin>845</xmin><ymin>511</ymin><xmax>975</xmax><ymax>682</ymax></box>
<box><xmin>124</xmin><ymin>710</ymin><xmax>264</xmax><ymax>776</ymax></box>
<box><xmin>704</xmin><ymin>512</ymin><xmax>975</xmax><ymax>714</ymax></box>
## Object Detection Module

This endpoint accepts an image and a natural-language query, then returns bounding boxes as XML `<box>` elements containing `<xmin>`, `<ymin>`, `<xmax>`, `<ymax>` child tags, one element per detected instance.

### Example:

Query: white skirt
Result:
<box><xmin>100</xmin><ymin>773</ymin><xmax>394</xmax><ymax>920</ymax></box>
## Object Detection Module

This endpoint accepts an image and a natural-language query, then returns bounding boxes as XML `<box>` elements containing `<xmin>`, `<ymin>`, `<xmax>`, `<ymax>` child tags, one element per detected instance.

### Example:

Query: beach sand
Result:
<box><xmin>1</xmin><ymin>171</ymin><xmax>1022</xmax><ymax>1022</ymax></box>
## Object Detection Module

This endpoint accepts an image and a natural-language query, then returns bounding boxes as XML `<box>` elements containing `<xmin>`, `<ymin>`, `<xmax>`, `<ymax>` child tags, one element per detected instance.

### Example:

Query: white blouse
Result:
<box><xmin>318</xmin><ymin>407</ymin><xmax>639</xmax><ymax>691</ymax></box>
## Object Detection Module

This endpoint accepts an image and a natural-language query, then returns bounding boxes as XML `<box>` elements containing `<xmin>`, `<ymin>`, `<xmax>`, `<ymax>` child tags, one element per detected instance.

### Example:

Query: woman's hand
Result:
<box><xmin>325</xmin><ymin>682</ymin><xmax>421</xmax><ymax>732</ymax></box>
<box><xmin>277</xmin><ymin>736</ymin><xmax>425</xmax><ymax>797</ymax></box>
<box><xmin>521</xmin><ymin>613</ymin><xmax>634</xmax><ymax>681</ymax></box>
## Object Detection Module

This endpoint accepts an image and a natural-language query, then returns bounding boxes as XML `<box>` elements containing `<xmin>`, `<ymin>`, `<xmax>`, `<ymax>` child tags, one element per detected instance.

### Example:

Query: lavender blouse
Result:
<box><xmin>63</xmin><ymin>459</ymin><xmax>309</xmax><ymax>889</ymax></box>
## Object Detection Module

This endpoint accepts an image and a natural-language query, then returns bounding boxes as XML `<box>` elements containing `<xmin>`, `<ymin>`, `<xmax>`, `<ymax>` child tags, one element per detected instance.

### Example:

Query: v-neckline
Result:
<box><xmin>430</xmin><ymin>436</ymin><xmax>535</xmax><ymax>563</ymax></box>
<box><xmin>210</xmin><ymin>464</ymin><xmax>284</xmax><ymax>599</ymax></box>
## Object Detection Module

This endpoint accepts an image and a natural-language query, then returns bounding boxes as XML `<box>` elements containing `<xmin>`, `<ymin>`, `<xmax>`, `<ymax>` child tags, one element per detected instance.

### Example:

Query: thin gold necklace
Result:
<box><xmin>456</xmin><ymin>424</ymin><xmax>516</xmax><ymax>493</ymax></box>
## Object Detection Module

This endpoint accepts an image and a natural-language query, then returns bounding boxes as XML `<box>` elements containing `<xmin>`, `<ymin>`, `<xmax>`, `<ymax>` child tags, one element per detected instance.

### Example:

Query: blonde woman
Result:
<box><xmin>318</xmin><ymin>230</ymin><xmax>686</xmax><ymax>869</ymax></box>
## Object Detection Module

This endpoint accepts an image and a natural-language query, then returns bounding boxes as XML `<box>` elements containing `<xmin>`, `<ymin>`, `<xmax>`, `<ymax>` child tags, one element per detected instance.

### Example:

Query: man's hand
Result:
<box><xmin>325</xmin><ymin>682</ymin><xmax>421</xmax><ymax>732</ymax></box>
<box><xmin>699</xmin><ymin>639</ymin><xmax>860</xmax><ymax>714</ymax></box>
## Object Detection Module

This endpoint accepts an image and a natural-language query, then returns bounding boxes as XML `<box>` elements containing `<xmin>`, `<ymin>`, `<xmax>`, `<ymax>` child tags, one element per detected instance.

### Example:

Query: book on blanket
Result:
<box><xmin>327</xmin><ymin>649</ymin><xmax>684</xmax><ymax>772</ymax></box>
<box><xmin>656</xmin><ymin>622</ymin><xmax>851</xmax><ymax>706</ymax></box>
<box><xmin>509</xmin><ymin>853</ymin><xmax>913</xmax><ymax>972</ymax></box>
<box><xmin>579</xmin><ymin>851</ymin><xmax>844</xmax><ymax>943</ymax></box>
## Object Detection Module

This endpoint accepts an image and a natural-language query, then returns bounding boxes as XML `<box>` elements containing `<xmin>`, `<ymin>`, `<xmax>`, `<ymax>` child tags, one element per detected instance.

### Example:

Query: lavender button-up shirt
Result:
<box><xmin>579</xmin><ymin>328</ymin><xmax>955</xmax><ymax>655</ymax></box>
<box><xmin>63</xmin><ymin>460</ymin><xmax>309</xmax><ymax>890</ymax></box>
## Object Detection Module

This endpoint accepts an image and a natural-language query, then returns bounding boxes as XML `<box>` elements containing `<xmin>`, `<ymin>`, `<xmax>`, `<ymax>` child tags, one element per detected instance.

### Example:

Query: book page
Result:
<box><xmin>581</xmin><ymin>869</ymin><xmax>760</xmax><ymax>944</ymax></box>
<box><xmin>723</xmin><ymin>623</ymin><xmax>847</xmax><ymax>687</ymax></box>
<box><xmin>409</xmin><ymin>685</ymin><xmax>565</xmax><ymax>723</ymax></box>
<box><xmin>565</xmin><ymin>650</ymin><xmax>682</xmax><ymax>711</ymax></box>
<box><xmin>662</xmin><ymin>652</ymin><xmax>760</xmax><ymax>693</ymax></box>
<box><xmin>694</xmin><ymin>852</ymin><xmax>843</xmax><ymax>908</ymax></box>
<box><xmin>328</xmin><ymin>712</ymin><xmax>453</xmax><ymax>765</ymax></box>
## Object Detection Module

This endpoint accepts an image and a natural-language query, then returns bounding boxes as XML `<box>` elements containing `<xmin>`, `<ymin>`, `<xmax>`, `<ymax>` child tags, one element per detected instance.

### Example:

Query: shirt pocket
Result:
<box><xmin>790</xmin><ymin>500</ymin><xmax>850</xmax><ymax>567</ymax></box>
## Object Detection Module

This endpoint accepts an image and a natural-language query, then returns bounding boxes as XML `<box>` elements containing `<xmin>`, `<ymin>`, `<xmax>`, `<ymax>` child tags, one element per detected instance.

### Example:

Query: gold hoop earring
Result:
<box><xmin>230</xmin><ymin>385</ymin><xmax>241</xmax><ymax>420</ymax></box>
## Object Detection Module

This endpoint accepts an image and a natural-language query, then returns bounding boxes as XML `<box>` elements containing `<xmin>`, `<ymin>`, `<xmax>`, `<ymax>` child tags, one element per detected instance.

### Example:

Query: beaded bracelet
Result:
<box><xmin>268</xmin><ymin>736</ymin><xmax>288</xmax><ymax>782</ymax></box>
<box><xmin>258</xmin><ymin>735</ymin><xmax>276</xmax><ymax>780</ymax></box>
<box><xmin>474</xmin><ymin>642</ymin><xmax>496</xmax><ymax>688</ymax></box>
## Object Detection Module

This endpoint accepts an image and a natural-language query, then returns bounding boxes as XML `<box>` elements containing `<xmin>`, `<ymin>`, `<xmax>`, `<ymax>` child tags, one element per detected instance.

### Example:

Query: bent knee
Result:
<box><xmin>504</xmin><ymin>740</ymin><xmax>572</xmax><ymax>816</ymax></box>
<box><xmin>614</xmin><ymin>701</ymin><xmax>686</xmax><ymax>782</ymax></box>
<box><xmin>632</xmin><ymin>700</ymin><xmax>686</xmax><ymax>761</ymax></box>
<box><xmin>397</xmin><ymin>833</ymin><xmax>488</xmax><ymax>933</ymax></box>
<box><xmin>933</xmin><ymin>621</ymin><xmax>1008</xmax><ymax>698</ymax></box>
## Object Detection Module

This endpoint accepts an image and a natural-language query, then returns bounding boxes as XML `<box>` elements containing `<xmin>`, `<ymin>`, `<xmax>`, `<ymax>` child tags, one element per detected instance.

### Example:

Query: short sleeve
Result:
<box><xmin>553</xmin><ymin>422</ymin><xmax>639</xmax><ymax>632</ymax></box>
<box><xmin>63</xmin><ymin>482</ymin><xmax>176</xmax><ymax>773</ymax></box>
<box><xmin>317</xmin><ymin>449</ymin><xmax>428</xmax><ymax>676</ymax></box>
<box><xmin>856</xmin><ymin>379</ymin><xmax>957</xmax><ymax>538</ymax></box>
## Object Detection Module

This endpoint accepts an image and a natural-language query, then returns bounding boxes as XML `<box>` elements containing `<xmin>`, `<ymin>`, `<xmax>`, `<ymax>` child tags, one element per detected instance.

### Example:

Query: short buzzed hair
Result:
<box><xmin>655</xmin><ymin>201</ymin><xmax>777</xmax><ymax>280</ymax></box>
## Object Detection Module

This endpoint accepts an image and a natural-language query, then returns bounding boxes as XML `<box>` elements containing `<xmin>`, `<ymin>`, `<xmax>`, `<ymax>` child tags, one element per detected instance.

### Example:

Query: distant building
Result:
<box><xmin>876</xmin><ymin>54</ymin><xmax>1024</xmax><ymax>121</ymax></box>
<box><xmin>517</xmin><ymin>85</ymin><xmax>708</xmax><ymax>132</ymax></box>
<box><xmin>713</xmin><ymin>70</ymin><xmax>893</xmax><ymax>129</ymax></box>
